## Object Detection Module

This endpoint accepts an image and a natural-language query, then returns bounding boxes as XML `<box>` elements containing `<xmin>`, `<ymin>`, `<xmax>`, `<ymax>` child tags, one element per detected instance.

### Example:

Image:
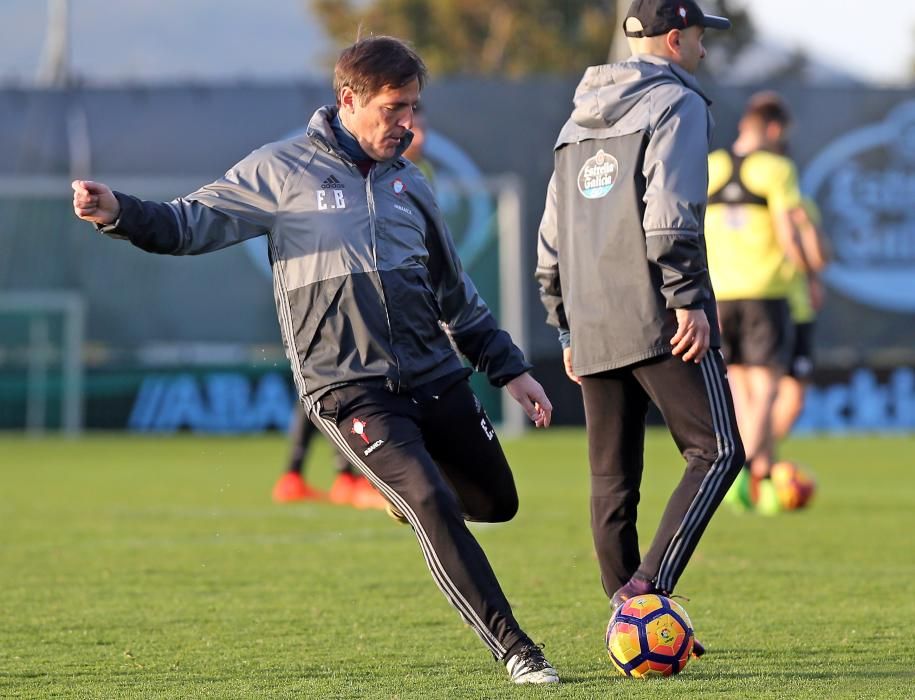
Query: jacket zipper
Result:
<box><xmin>365</xmin><ymin>167</ymin><xmax>402</xmax><ymax>392</ymax></box>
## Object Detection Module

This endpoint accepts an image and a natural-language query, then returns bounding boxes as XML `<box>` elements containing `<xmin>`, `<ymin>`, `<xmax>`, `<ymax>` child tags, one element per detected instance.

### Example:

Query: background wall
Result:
<box><xmin>1</xmin><ymin>79</ymin><xmax>913</xmax><ymax>432</ymax></box>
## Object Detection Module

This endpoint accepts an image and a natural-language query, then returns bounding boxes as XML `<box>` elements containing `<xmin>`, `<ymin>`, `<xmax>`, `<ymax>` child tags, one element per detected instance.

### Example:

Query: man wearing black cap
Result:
<box><xmin>536</xmin><ymin>0</ymin><xmax>743</xmax><ymax>656</ymax></box>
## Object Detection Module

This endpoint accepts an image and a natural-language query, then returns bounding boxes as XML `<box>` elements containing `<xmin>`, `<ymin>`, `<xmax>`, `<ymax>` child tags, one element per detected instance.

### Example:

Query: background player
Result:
<box><xmin>772</xmin><ymin>199</ymin><xmax>830</xmax><ymax>437</ymax></box>
<box><xmin>705</xmin><ymin>91</ymin><xmax>812</xmax><ymax>512</ymax></box>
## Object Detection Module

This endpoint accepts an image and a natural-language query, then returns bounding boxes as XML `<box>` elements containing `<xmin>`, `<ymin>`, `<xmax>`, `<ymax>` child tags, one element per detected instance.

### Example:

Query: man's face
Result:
<box><xmin>339</xmin><ymin>78</ymin><xmax>420</xmax><ymax>161</ymax></box>
<box><xmin>763</xmin><ymin>121</ymin><xmax>790</xmax><ymax>153</ymax></box>
<box><xmin>674</xmin><ymin>25</ymin><xmax>706</xmax><ymax>74</ymax></box>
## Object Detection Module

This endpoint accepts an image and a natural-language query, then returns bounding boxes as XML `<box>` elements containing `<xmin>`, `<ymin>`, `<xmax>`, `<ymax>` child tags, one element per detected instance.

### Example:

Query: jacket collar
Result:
<box><xmin>306</xmin><ymin>105</ymin><xmax>412</xmax><ymax>176</ymax></box>
<box><xmin>629</xmin><ymin>53</ymin><xmax>711</xmax><ymax>105</ymax></box>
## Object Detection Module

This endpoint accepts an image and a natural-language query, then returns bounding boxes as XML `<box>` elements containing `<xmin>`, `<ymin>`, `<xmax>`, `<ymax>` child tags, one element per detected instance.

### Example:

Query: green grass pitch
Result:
<box><xmin>1</xmin><ymin>429</ymin><xmax>913</xmax><ymax>698</ymax></box>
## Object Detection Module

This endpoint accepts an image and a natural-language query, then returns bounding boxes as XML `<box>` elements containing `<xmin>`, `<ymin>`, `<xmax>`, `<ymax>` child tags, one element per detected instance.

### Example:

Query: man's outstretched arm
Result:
<box><xmin>72</xmin><ymin>142</ymin><xmax>299</xmax><ymax>255</ymax></box>
<box><xmin>72</xmin><ymin>180</ymin><xmax>184</xmax><ymax>253</ymax></box>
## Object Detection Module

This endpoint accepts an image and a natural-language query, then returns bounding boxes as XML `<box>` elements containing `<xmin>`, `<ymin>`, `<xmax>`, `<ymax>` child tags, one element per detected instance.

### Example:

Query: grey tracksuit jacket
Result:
<box><xmin>536</xmin><ymin>54</ymin><xmax>721</xmax><ymax>376</ymax></box>
<box><xmin>101</xmin><ymin>106</ymin><xmax>530</xmax><ymax>409</ymax></box>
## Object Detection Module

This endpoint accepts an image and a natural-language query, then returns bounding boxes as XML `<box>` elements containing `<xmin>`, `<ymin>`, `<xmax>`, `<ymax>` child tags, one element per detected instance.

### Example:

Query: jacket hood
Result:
<box><xmin>568</xmin><ymin>55</ymin><xmax>710</xmax><ymax>132</ymax></box>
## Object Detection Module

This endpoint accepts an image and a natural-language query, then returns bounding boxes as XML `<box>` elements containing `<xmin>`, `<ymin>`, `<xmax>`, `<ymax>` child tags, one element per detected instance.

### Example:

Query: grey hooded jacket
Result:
<box><xmin>536</xmin><ymin>54</ymin><xmax>720</xmax><ymax>376</ymax></box>
<box><xmin>100</xmin><ymin>106</ymin><xmax>531</xmax><ymax>410</ymax></box>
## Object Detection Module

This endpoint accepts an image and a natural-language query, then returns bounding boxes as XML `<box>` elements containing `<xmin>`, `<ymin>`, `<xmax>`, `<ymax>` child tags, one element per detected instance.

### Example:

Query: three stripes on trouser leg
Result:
<box><xmin>656</xmin><ymin>353</ymin><xmax>740</xmax><ymax>593</ymax></box>
<box><xmin>312</xmin><ymin>406</ymin><xmax>508</xmax><ymax>658</ymax></box>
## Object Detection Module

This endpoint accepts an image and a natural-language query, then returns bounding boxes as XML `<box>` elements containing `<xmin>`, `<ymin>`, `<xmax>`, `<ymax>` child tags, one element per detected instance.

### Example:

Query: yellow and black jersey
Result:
<box><xmin>705</xmin><ymin>149</ymin><xmax>802</xmax><ymax>300</ymax></box>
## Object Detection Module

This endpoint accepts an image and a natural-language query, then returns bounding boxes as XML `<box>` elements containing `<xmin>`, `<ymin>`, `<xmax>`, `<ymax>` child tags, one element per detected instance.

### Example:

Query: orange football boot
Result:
<box><xmin>272</xmin><ymin>472</ymin><xmax>325</xmax><ymax>503</ymax></box>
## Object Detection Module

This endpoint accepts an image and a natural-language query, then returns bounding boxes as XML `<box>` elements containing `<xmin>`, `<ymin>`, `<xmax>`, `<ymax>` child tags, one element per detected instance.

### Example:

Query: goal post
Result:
<box><xmin>0</xmin><ymin>291</ymin><xmax>86</xmax><ymax>435</ymax></box>
<box><xmin>494</xmin><ymin>175</ymin><xmax>529</xmax><ymax>438</ymax></box>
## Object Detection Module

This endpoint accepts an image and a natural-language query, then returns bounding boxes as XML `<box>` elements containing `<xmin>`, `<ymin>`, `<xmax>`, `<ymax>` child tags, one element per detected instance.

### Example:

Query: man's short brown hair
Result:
<box><xmin>333</xmin><ymin>36</ymin><xmax>427</xmax><ymax>105</ymax></box>
<box><xmin>743</xmin><ymin>91</ymin><xmax>792</xmax><ymax>127</ymax></box>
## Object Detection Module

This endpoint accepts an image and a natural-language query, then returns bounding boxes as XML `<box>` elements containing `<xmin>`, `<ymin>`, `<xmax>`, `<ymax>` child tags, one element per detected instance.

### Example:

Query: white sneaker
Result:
<box><xmin>505</xmin><ymin>644</ymin><xmax>560</xmax><ymax>684</ymax></box>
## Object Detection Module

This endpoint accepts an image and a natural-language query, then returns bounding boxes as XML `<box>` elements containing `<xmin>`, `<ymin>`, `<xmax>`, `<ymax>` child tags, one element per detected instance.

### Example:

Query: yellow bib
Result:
<box><xmin>705</xmin><ymin>149</ymin><xmax>802</xmax><ymax>300</ymax></box>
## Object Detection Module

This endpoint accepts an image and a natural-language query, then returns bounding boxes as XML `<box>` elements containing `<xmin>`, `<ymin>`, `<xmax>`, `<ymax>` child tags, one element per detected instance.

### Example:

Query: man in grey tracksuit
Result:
<box><xmin>72</xmin><ymin>36</ymin><xmax>559</xmax><ymax>685</ymax></box>
<box><xmin>536</xmin><ymin>0</ymin><xmax>745</xmax><ymax>649</ymax></box>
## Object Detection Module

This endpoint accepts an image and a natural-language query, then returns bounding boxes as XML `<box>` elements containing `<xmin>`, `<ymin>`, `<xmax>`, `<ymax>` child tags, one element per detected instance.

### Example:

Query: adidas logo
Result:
<box><xmin>321</xmin><ymin>175</ymin><xmax>345</xmax><ymax>190</ymax></box>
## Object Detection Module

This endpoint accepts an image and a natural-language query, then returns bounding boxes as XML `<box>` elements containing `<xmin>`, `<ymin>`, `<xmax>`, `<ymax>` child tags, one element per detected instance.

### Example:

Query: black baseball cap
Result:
<box><xmin>623</xmin><ymin>0</ymin><xmax>731</xmax><ymax>38</ymax></box>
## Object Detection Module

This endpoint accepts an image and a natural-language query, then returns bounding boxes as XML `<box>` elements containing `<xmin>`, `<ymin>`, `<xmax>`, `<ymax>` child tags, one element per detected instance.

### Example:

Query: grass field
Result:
<box><xmin>1</xmin><ymin>429</ymin><xmax>913</xmax><ymax>699</ymax></box>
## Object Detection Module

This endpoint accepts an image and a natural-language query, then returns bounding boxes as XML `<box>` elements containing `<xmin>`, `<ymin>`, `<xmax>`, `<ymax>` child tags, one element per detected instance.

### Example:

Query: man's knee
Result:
<box><xmin>684</xmin><ymin>432</ymin><xmax>745</xmax><ymax>478</ymax></box>
<box><xmin>747</xmin><ymin>366</ymin><xmax>781</xmax><ymax>405</ymax></box>
<box><xmin>591</xmin><ymin>488</ymin><xmax>640</xmax><ymax>528</ymax></box>
<box><xmin>475</xmin><ymin>491</ymin><xmax>518</xmax><ymax>523</ymax></box>
<box><xmin>408</xmin><ymin>481</ymin><xmax>462</xmax><ymax>520</ymax></box>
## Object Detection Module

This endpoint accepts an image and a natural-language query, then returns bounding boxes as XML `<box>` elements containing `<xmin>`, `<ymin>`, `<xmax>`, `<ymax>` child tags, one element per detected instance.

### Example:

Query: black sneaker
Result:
<box><xmin>610</xmin><ymin>578</ymin><xmax>707</xmax><ymax>658</ymax></box>
<box><xmin>505</xmin><ymin>644</ymin><xmax>560</xmax><ymax>684</ymax></box>
<box><xmin>610</xmin><ymin>577</ymin><xmax>660</xmax><ymax>614</ymax></box>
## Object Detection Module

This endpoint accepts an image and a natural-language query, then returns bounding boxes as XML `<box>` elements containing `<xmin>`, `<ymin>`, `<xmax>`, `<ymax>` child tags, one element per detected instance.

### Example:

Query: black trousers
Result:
<box><xmin>581</xmin><ymin>351</ymin><xmax>745</xmax><ymax>598</ymax></box>
<box><xmin>310</xmin><ymin>379</ymin><xmax>530</xmax><ymax>660</ymax></box>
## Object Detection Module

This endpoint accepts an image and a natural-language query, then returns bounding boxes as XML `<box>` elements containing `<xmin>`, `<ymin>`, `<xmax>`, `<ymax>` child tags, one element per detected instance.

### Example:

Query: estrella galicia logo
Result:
<box><xmin>802</xmin><ymin>100</ymin><xmax>915</xmax><ymax>312</ymax></box>
<box><xmin>577</xmin><ymin>149</ymin><xmax>619</xmax><ymax>200</ymax></box>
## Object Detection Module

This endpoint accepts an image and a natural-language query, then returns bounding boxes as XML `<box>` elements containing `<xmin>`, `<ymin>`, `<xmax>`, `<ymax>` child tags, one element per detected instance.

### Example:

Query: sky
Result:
<box><xmin>2</xmin><ymin>0</ymin><xmax>914</xmax><ymax>86</ymax></box>
<box><xmin>748</xmin><ymin>0</ymin><xmax>915</xmax><ymax>85</ymax></box>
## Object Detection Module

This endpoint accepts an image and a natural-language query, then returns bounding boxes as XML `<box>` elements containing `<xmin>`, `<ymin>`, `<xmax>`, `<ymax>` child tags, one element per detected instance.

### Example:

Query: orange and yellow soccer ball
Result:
<box><xmin>606</xmin><ymin>594</ymin><xmax>694</xmax><ymax>678</ymax></box>
<box><xmin>770</xmin><ymin>461</ymin><xmax>816</xmax><ymax>510</ymax></box>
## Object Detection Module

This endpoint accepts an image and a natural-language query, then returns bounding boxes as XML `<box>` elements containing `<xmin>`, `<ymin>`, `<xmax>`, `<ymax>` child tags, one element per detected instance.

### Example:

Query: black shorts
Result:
<box><xmin>718</xmin><ymin>298</ymin><xmax>792</xmax><ymax>370</ymax></box>
<box><xmin>786</xmin><ymin>321</ymin><xmax>815</xmax><ymax>380</ymax></box>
